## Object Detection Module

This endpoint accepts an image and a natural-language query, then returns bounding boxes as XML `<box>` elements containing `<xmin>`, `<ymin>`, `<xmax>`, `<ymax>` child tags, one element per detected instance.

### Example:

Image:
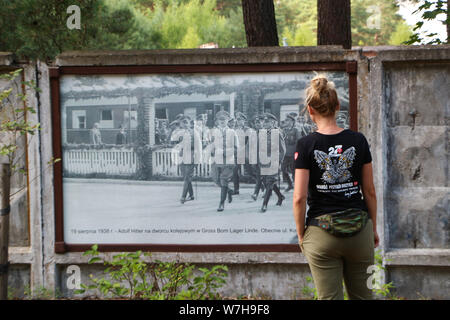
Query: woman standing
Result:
<box><xmin>293</xmin><ymin>74</ymin><xmax>379</xmax><ymax>300</ymax></box>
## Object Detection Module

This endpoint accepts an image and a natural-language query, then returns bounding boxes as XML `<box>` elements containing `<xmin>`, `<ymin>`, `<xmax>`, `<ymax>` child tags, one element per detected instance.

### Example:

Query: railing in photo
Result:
<box><xmin>152</xmin><ymin>148</ymin><xmax>213</xmax><ymax>178</ymax></box>
<box><xmin>63</xmin><ymin>147</ymin><xmax>138</xmax><ymax>176</ymax></box>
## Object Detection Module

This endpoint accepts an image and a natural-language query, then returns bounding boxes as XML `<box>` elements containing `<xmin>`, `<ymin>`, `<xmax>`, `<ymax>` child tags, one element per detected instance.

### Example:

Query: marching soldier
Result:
<box><xmin>208</xmin><ymin>111</ymin><xmax>239</xmax><ymax>212</ymax></box>
<box><xmin>259</xmin><ymin>113</ymin><xmax>286</xmax><ymax>212</ymax></box>
<box><xmin>281</xmin><ymin>112</ymin><xmax>302</xmax><ymax>192</ymax></box>
<box><xmin>172</xmin><ymin>115</ymin><xmax>201</xmax><ymax>204</ymax></box>
<box><xmin>231</xmin><ymin>112</ymin><xmax>250</xmax><ymax>195</ymax></box>
<box><xmin>249</xmin><ymin>113</ymin><xmax>264</xmax><ymax>201</ymax></box>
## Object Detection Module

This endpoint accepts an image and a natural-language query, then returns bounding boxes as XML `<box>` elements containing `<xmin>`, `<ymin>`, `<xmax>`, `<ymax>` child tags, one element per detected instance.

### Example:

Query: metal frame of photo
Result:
<box><xmin>49</xmin><ymin>61</ymin><xmax>358</xmax><ymax>253</ymax></box>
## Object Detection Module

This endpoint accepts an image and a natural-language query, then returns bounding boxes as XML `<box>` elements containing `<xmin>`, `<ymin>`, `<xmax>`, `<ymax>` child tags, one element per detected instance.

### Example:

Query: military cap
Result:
<box><xmin>235</xmin><ymin>112</ymin><xmax>247</xmax><ymax>120</ymax></box>
<box><xmin>215</xmin><ymin>110</ymin><xmax>231</xmax><ymax>120</ymax></box>
<box><xmin>336</xmin><ymin>112</ymin><xmax>347</xmax><ymax>120</ymax></box>
<box><xmin>169</xmin><ymin>120</ymin><xmax>179</xmax><ymax>127</ymax></box>
<box><xmin>179</xmin><ymin>115</ymin><xmax>191</xmax><ymax>122</ymax></box>
<box><xmin>286</xmin><ymin>112</ymin><xmax>297</xmax><ymax>121</ymax></box>
<box><xmin>196</xmin><ymin>114</ymin><xmax>204</xmax><ymax>120</ymax></box>
<box><xmin>262</xmin><ymin>112</ymin><xmax>278</xmax><ymax>121</ymax></box>
<box><xmin>286</xmin><ymin>114</ymin><xmax>296</xmax><ymax>122</ymax></box>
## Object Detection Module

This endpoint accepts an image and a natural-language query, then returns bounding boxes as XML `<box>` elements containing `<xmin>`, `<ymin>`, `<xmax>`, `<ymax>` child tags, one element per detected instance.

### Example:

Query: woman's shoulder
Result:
<box><xmin>297</xmin><ymin>132</ymin><xmax>316</xmax><ymax>144</ymax></box>
<box><xmin>344</xmin><ymin>129</ymin><xmax>368</xmax><ymax>142</ymax></box>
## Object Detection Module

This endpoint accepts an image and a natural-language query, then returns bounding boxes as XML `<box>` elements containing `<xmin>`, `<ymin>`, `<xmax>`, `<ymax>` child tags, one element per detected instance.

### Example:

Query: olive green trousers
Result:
<box><xmin>300</xmin><ymin>219</ymin><xmax>375</xmax><ymax>300</ymax></box>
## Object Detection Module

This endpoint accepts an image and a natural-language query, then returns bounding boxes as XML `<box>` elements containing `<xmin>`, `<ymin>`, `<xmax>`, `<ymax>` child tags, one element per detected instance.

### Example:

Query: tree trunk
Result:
<box><xmin>241</xmin><ymin>0</ymin><xmax>279</xmax><ymax>46</ymax></box>
<box><xmin>317</xmin><ymin>0</ymin><xmax>352</xmax><ymax>49</ymax></box>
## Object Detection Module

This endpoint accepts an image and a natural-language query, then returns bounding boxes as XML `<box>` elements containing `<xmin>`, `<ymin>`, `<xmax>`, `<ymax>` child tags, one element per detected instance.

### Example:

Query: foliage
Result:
<box><xmin>144</xmin><ymin>0</ymin><xmax>242</xmax><ymax>49</ymax></box>
<box><xmin>274</xmin><ymin>0</ymin><xmax>412</xmax><ymax>47</ymax></box>
<box><xmin>1</xmin><ymin>68</ymin><xmax>60</xmax><ymax>188</ymax></box>
<box><xmin>404</xmin><ymin>0</ymin><xmax>448</xmax><ymax>44</ymax></box>
<box><xmin>0</xmin><ymin>0</ymin><xmax>161</xmax><ymax>61</ymax></box>
<box><xmin>0</xmin><ymin>69</ymin><xmax>39</xmax><ymax>170</ymax></box>
<box><xmin>0</xmin><ymin>0</ymin><xmax>422</xmax><ymax>59</ymax></box>
<box><xmin>301</xmin><ymin>276</ymin><xmax>318</xmax><ymax>300</ymax></box>
<box><xmin>370</xmin><ymin>249</ymin><xmax>399</xmax><ymax>299</ymax></box>
<box><xmin>389</xmin><ymin>21</ymin><xmax>414</xmax><ymax>45</ymax></box>
<box><xmin>22</xmin><ymin>285</ymin><xmax>62</xmax><ymax>300</ymax></box>
<box><xmin>75</xmin><ymin>245</ymin><xmax>229</xmax><ymax>300</ymax></box>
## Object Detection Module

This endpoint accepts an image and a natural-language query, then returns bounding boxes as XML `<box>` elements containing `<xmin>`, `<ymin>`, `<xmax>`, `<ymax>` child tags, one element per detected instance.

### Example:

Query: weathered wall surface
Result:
<box><xmin>384</xmin><ymin>63</ymin><xmax>449</xmax><ymax>249</ymax></box>
<box><xmin>2</xmin><ymin>46</ymin><xmax>449</xmax><ymax>300</ymax></box>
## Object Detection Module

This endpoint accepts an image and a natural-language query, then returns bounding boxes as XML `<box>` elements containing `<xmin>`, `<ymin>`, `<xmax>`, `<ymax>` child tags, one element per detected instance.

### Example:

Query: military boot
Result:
<box><xmin>180</xmin><ymin>181</ymin><xmax>190</xmax><ymax>204</ymax></box>
<box><xmin>273</xmin><ymin>185</ymin><xmax>285</xmax><ymax>206</ymax></box>
<box><xmin>227</xmin><ymin>188</ymin><xmax>233</xmax><ymax>203</ymax></box>
<box><xmin>260</xmin><ymin>189</ymin><xmax>272</xmax><ymax>213</ymax></box>
<box><xmin>217</xmin><ymin>187</ymin><xmax>228</xmax><ymax>212</ymax></box>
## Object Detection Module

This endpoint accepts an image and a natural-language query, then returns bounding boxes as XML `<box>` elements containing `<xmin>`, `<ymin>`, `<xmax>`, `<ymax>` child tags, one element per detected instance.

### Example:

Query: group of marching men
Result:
<box><xmin>169</xmin><ymin>110</ymin><xmax>313</xmax><ymax>213</ymax></box>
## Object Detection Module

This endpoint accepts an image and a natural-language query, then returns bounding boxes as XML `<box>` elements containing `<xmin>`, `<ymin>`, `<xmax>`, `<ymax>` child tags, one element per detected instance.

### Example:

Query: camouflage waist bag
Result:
<box><xmin>310</xmin><ymin>209</ymin><xmax>369</xmax><ymax>237</ymax></box>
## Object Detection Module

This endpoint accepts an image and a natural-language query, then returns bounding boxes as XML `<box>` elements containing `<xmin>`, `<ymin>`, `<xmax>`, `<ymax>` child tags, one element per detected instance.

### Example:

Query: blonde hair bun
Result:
<box><xmin>304</xmin><ymin>74</ymin><xmax>339</xmax><ymax>117</ymax></box>
<box><xmin>311</xmin><ymin>75</ymin><xmax>335</xmax><ymax>93</ymax></box>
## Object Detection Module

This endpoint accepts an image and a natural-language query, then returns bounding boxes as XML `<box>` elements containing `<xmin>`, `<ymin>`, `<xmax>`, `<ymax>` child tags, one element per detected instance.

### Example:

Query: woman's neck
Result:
<box><xmin>314</xmin><ymin>116</ymin><xmax>343</xmax><ymax>134</ymax></box>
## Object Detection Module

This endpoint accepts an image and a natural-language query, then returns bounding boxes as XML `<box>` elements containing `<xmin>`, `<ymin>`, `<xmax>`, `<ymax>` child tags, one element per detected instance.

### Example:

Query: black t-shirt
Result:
<box><xmin>294</xmin><ymin>129</ymin><xmax>372</xmax><ymax>225</ymax></box>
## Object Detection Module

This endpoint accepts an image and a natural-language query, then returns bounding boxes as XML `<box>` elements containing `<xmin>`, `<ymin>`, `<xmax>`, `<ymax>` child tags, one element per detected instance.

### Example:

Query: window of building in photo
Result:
<box><xmin>72</xmin><ymin>110</ymin><xmax>86</xmax><ymax>129</ymax></box>
<box><xmin>100</xmin><ymin>109</ymin><xmax>113</xmax><ymax>128</ymax></box>
<box><xmin>155</xmin><ymin>107</ymin><xmax>168</xmax><ymax>119</ymax></box>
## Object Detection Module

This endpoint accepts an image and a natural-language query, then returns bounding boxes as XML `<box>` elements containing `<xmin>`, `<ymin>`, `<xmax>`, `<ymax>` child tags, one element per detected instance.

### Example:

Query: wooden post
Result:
<box><xmin>0</xmin><ymin>163</ymin><xmax>11</xmax><ymax>300</ymax></box>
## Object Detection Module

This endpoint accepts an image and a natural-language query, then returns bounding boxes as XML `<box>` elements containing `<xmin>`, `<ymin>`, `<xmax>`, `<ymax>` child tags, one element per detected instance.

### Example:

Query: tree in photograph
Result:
<box><xmin>317</xmin><ymin>0</ymin><xmax>351</xmax><ymax>48</ymax></box>
<box><xmin>241</xmin><ymin>0</ymin><xmax>279</xmax><ymax>46</ymax></box>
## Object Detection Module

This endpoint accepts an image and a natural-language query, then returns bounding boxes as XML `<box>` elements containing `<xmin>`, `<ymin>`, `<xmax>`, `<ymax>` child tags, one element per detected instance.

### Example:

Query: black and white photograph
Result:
<box><xmin>60</xmin><ymin>71</ymin><xmax>350</xmax><ymax>245</ymax></box>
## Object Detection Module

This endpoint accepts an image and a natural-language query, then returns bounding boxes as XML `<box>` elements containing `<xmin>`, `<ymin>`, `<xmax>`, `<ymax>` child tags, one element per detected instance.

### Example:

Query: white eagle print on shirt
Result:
<box><xmin>314</xmin><ymin>146</ymin><xmax>356</xmax><ymax>184</ymax></box>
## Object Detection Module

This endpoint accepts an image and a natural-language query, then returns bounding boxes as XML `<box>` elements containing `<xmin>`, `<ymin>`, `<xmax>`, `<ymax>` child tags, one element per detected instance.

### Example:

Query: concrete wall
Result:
<box><xmin>2</xmin><ymin>45</ymin><xmax>449</xmax><ymax>299</ymax></box>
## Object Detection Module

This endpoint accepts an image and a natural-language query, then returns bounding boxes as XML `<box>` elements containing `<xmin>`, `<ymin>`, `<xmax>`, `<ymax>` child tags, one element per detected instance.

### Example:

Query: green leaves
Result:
<box><xmin>77</xmin><ymin>245</ymin><xmax>228</xmax><ymax>300</ymax></box>
<box><xmin>405</xmin><ymin>0</ymin><xmax>448</xmax><ymax>45</ymax></box>
<box><xmin>1</xmin><ymin>68</ymin><xmax>41</xmax><ymax>167</ymax></box>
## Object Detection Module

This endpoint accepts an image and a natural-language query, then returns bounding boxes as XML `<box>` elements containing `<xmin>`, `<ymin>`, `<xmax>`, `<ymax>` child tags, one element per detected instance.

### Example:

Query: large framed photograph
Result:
<box><xmin>50</xmin><ymin>62</ymin><xmax>358</xmax><ymax>252</ymax></box>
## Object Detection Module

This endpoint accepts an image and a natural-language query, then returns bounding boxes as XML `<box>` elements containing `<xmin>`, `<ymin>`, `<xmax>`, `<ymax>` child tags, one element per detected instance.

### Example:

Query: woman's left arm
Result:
<box><xmin>293</xmin><ymin>168</ymin><xmax>309</xmax><ymax>245</ymax></box>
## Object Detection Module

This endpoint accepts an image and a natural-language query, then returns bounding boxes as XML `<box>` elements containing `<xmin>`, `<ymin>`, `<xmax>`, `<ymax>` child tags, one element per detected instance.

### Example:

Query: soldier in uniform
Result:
<box><xmin>248</xmin><ymin>113</ymin><xmax>265</xmax><ymax>201</ymax></box>
<box><xmin>172</xmin><ymin>116</ymin><xmax>201</xmax><ymax>204</ymax></box>
<box><xmin>208</xmin><ymin>111</ymin><xmax>239</xmax><ymax>212</ymax></box>
<box><xmin>259</xmin><ymin>113</ymin><xmax>286</xmax><ymax>212</ymax></box>
<box><xmin>297</xmin><ymin>113</ymin><xmax>313</xmax><ymax>136</ymax></box>
<box><xmin>167</xmin><ymin>119</ymin><xmax>181</xmax><ymax>145</ymax></box>
<box><xmin>228</xmin><ymin>117</ymin><xmax>236</xmax><ymax>130</ymax></box>
<box><xmin>281</xmin><ymin>113</ymin><xmax>303</xmax><ymax>192</ymax></box>
<box><xmin>336</xmin><ymin>111</ymin><xmax>348</xmax><ymax>129</ymax></box>
<box><xmin>231</xmin><ymin>112</ymin><xmax>250</xmax><ymax>195</ymax></box>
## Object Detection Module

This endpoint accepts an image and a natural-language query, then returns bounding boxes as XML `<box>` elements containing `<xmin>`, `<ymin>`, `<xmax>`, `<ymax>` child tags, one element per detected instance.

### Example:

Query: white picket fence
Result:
<box><xmin>63</xmin><ymin>148</ymin><xmax>138</xmax><ymax>176</ymax></box>
<box><xmin>152</xmin><ymin>148</ymin><xmax>212</xmax><ymax>177</ymax></box>
<box><xmin>63</xmin><ymin>147</ymin><xmax>241</xmax><ymax>178</ymax></box>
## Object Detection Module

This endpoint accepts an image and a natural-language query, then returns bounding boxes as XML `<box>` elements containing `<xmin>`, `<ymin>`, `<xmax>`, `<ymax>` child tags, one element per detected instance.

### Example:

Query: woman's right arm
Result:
<box><xmin>361</xmin><ymin>162</ymin><xmax>379</xmax><ymax>247</ymax></box>
<box><xmin>293</xmin><ymin>168</ymin><xmax>309</xmax><ymax>245</ymax></box>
